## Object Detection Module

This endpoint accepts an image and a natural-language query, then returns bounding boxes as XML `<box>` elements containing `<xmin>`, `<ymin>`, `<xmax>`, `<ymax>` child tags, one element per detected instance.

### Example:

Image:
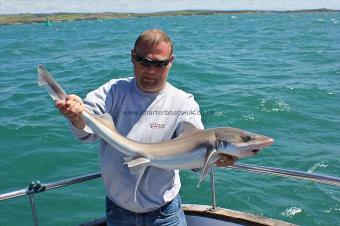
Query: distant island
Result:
<box><xmin>0</xmin><ymin>9</ymin><xmax>339</xmax><ymax>25</ymax></box>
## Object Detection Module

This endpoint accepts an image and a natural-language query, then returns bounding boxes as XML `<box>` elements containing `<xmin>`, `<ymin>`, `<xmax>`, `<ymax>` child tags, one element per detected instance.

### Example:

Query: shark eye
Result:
<box><xmin>241</xmin><ymin>135</ymin><xmax>254</xmax><ymax>142</ymax></box>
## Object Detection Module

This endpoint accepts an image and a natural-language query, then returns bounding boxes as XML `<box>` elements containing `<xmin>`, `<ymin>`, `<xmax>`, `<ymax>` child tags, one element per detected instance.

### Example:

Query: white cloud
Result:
<box><xmin>0</xmin><ymin>0</ymin><xmax>339</xmax><ymax>14</ymax></box>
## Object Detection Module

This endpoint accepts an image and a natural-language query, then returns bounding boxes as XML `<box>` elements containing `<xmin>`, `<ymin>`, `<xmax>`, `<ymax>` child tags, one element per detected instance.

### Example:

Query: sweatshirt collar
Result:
<box><xmin>132</xmin><ymin>78</ymin><xmax>169</xmax><ymax>97</ymax></box>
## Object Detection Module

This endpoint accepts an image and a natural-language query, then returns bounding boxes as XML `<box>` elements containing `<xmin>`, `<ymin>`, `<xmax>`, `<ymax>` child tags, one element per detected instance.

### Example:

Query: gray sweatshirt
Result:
<box><xmin>70</xmin><ymin>77</ymin><xmax>203</xmax><ymax>213</ymax></box>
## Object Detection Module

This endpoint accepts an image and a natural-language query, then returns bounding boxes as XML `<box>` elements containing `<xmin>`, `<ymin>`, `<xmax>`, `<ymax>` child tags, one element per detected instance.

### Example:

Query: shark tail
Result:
<box><xmin>37</xmin><ymin>64</ymin><xmax>67</xmax><ymax>100</ymax></box>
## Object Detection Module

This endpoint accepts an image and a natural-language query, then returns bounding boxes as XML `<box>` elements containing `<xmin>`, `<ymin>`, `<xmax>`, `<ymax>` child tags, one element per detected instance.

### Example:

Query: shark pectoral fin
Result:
<box><xmin>133</xmin><ymin>167</ymin><xmax>147</xmax><ymax>202</ymax></box>
<box><xmin>125</xmin><ymin>157</ymin><xmax>151</xmax><ymax>175</ymax></box>
<box><xmin>124</xmin><ymin>157</ymin><xmax>150</xmax><ymax>202</ymax></box>
<box><xmin>197</xmin><ymin>149</ymin><xmax>219</xmax><ymax>188</ymax></box>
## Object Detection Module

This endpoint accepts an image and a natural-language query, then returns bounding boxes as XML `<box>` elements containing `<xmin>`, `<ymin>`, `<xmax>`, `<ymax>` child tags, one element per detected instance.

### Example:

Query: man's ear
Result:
<box><xmin>169</xmin><ymin>55</ymin><xmax>175</xmax><ymax>66</ymax></box>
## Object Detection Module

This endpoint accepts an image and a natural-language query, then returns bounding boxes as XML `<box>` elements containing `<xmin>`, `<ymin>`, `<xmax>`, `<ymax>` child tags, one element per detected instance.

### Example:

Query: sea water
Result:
<box><xmin>0</xmin><ymin>12</ymin><xmax>339</xmax><ymax>225</ymax></box>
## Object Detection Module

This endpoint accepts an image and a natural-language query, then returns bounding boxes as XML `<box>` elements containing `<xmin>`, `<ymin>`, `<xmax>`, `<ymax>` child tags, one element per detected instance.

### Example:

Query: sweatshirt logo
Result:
<box><xmin>149</xmin><ymin>122</ymin><xmax>166</xmax><ymax>129</ymax></box>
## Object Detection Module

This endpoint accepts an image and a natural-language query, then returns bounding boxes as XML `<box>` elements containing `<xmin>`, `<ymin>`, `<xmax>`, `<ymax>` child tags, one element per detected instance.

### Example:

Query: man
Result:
<box><xmin>56</xmin><ymin>29</ymin><xmax>235</xmax><ymax>226</ymax></box>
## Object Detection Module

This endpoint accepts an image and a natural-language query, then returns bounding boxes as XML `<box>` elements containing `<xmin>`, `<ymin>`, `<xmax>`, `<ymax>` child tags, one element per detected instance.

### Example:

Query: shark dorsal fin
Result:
<box><xmin>94</xmin><ymin>113</ymin><xmax>117</xmax><ymax>132</ymax></box>
<box><xmin>179</xmin><ymin>121</ymin><xmax>203</xmax><ymax>136</ymax></box>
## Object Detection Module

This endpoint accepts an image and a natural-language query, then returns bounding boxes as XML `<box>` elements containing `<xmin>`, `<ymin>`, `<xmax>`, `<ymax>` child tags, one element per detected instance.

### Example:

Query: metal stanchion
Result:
<box><xmin>28</xmin><ymin>194</ymin><xmax>39</xmax><ymax>226</ymax></box>
<box><xmin>210</xmin><ymin>167</ymin><xmax>217</xmax><ymax>211</ymax></box>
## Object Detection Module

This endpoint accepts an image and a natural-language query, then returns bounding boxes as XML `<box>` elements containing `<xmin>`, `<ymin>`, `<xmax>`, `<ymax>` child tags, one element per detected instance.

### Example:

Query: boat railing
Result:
<box><xmin>0</xmin><ymin>172</ymin><xmax>102</xmax><ymax>226</ymax></box>
<box><xmin>1</xmin><ymin>163</ymin><xmax>339</xmax><ymax>226</ymax></box>
<box><xmin>0</xmin><ymin>168</ymin><xmax>217</xmax><ymax>226</ymax></box>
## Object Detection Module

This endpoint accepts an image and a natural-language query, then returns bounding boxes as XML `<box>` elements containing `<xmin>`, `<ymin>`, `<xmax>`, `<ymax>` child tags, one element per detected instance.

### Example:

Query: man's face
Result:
<box><xmin>131</xmin><ymin>41</ymin><xmax>174</xmax><ymax>93</ymax></box>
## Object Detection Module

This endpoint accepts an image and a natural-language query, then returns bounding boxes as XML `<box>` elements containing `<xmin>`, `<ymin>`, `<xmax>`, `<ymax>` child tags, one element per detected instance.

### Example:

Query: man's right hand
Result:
<box><xmin>55</xmin><ymin>94</ymin><xmax>86</xmax><ymax>129</ymax></box>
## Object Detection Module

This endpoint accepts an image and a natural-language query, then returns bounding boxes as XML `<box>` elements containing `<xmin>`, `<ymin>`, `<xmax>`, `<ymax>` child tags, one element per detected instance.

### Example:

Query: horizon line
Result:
<box><xmin>1</xmin><ymin>8</ymin><xmax>339</xmax><ymax>16</ymax></box>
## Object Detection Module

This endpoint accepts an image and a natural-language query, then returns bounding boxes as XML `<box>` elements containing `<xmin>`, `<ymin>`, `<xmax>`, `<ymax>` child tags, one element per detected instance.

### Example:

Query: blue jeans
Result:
<box><xmin>106</xmin><ymin>195</ymin><xmax>187</xmax><ymax>226</ymax></box>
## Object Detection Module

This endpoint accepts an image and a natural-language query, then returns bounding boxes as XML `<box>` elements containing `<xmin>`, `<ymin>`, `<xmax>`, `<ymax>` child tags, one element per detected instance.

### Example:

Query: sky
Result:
<box><xmin>0</xmin><ymin>0</ymin><xmax>340</xmax><ymax>14</ymax></box>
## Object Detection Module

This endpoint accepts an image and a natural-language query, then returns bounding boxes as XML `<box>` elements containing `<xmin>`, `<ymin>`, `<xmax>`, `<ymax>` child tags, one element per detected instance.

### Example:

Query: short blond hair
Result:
<box><xmin>134</xmin><ymin>29</ymin><xmax>173</xmax><ymax>54</ymax></box>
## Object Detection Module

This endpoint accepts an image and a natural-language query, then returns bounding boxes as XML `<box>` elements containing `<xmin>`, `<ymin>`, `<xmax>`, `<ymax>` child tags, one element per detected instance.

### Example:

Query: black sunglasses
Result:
<box><xmin>134</xmin><ymin>52</ymin><xmax>171</xmax><ymax>68</ymax></box>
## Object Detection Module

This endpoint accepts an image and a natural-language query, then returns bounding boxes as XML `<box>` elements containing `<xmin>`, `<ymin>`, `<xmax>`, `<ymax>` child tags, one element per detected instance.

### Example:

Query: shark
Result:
<box><xmin>38</xmin><ymin>64</ymin><xmax>274</xmax><ymax>200</ymax></box>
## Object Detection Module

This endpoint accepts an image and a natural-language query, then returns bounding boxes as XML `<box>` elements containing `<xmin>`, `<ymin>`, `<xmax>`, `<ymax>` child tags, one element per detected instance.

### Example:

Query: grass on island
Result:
<box><xmin>0</xmin><ymin>9</ymin><xmax>338</xmax><ymax>25</ymax></box>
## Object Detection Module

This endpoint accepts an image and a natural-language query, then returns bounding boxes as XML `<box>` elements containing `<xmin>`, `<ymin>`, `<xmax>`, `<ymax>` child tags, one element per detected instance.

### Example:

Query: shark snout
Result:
<box><xmin>260</xmin><ymin>138</ymin><xmax>274</xmax><ymax>147</ymax></box>
<box><xmin>233</xmin><ymin>136</ymin><xmax>274</xmax><ymax>158</ymax></box>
